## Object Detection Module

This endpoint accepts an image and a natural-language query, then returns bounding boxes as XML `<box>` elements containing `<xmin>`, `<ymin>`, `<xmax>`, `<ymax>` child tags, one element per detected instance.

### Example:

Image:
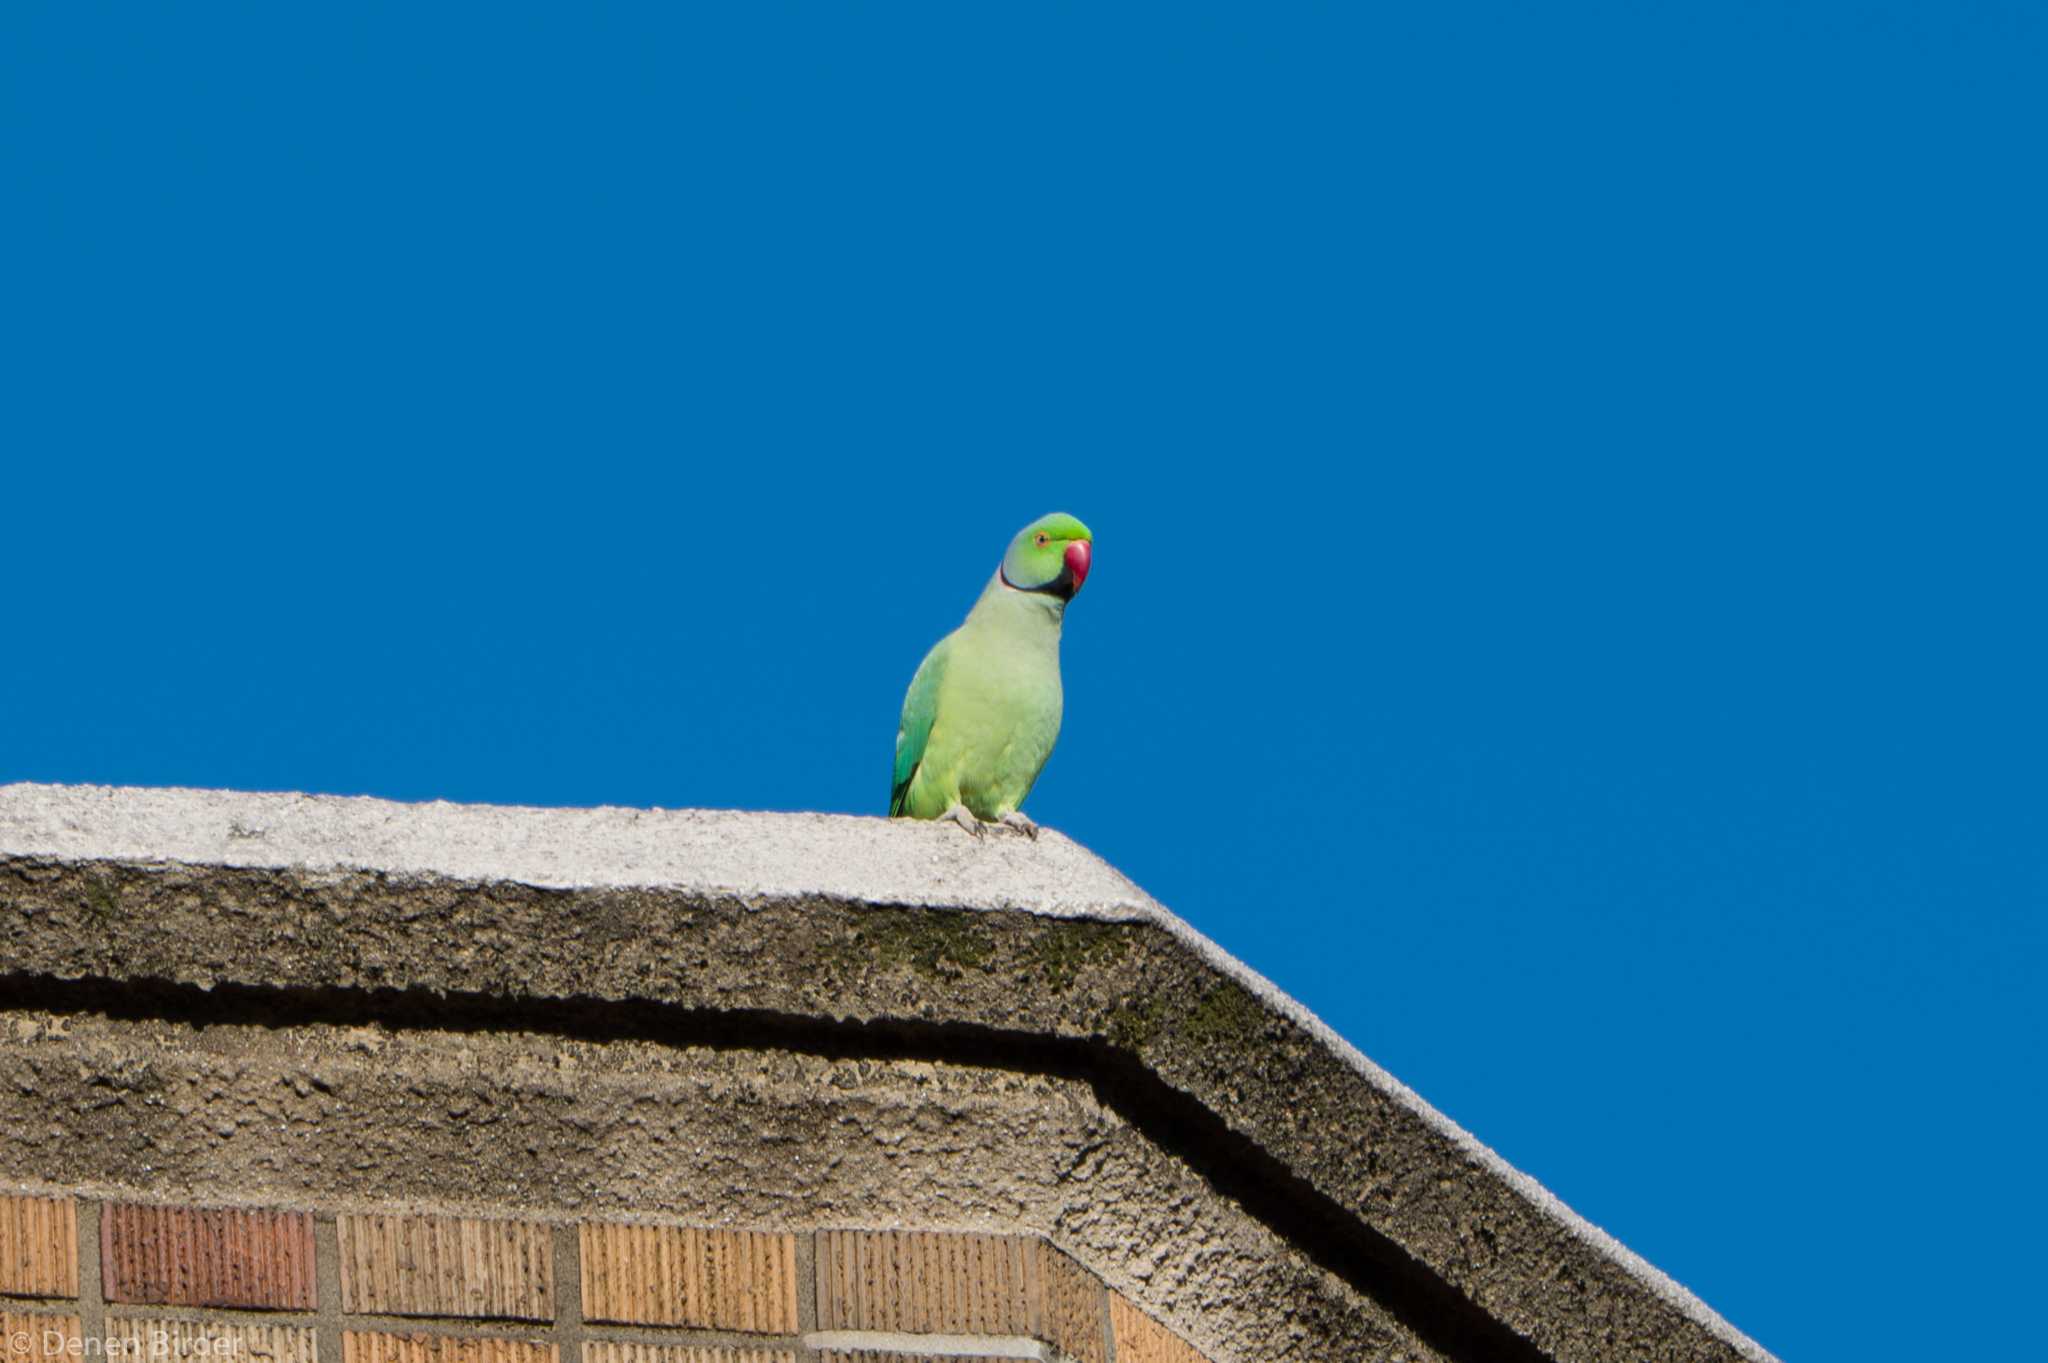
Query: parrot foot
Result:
<box><xmin>999</xmin><ymin>811</ymin><xmax>1040</xmax><ymax>840</ymax></box>
<box><xmin>944</xmin><ymin>804</ymin><xmax>986</xmax><ymax>838</ymax></box>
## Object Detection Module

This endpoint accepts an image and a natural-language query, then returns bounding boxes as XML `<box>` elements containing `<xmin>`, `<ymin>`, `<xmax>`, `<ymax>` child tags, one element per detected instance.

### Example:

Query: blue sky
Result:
<box><xmin>3</xmin><ymin>6</ymin><xmax>2042</xmax><ymax>1359</ymax></box>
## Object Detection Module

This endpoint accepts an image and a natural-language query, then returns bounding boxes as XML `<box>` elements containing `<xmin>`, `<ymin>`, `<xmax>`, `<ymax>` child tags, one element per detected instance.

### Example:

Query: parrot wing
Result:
<box><xmin>891</xmin><ymin>636</ymin><xmax>950</xmax><ymax>815</ymax></box>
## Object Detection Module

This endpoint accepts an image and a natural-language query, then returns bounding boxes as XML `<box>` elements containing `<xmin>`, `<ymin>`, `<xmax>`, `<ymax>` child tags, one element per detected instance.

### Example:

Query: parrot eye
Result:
<box><xmin>1034</xmin><ymin>532</ymin><xmax>1050</xmax><ymax>547</ymax></box>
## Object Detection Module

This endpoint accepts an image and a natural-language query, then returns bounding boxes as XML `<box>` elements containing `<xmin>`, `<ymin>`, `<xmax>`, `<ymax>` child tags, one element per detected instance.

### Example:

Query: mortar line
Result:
<box><xmin>801</xmin><ymin>1331</ymin><xmax>1048</xmax><ymax>1360</ymax></box>
<box><xmin>313</xmin><ymin>1214</ymin><xmax>343</xmax><ymax>1363</ymax></box>
<box><xmin>574</xmin><ymin>1322</ymin><xmax>819</xmax><ymax>1349</ymax></box>
<box><xmin>0</xmin><ymin>1291</ymin><xmax>89</xmax><ymax>1311</ymax></box>
<box><xmin>100</xmin><ymin>1303</ymin><xmax>320</xmax><ymax>1329</ymax></box>
<box><xmin>78</xmin><ymin>1199</ymin><xmax>105</xmax><ymax>1354</ymax></box>
<box><xmin>162</xmin><ymin>1308</ymin><xmax>802</xmax><ymax>1350</ymax></box>
<box><xmin>793</xmin><ymin>1229</ymin><xmax>817</xmax><ymax>1337</ymax></box>
<box><xmin>550</xmin><ymin>1222</ymin><xmax>580</xmax><ymax>1363</ymax></box>
<box><xmin>305</xmin><ymin>1313</ymin><xmax>560</xmax><ymax>1342</ymax></box>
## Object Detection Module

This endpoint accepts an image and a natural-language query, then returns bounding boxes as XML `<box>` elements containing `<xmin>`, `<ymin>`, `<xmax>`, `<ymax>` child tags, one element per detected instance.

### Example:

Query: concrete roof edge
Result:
<box><xmin>0</xmin><ymin>781</ymin><xmax>1161</xmax><ymax>916</ymax></box>
<box><xmin>0</xmin><ymin>781</ymin><xmax>1776</xmax><ymax>1363</ymax></box>
<box><xmin>1123</xmin><ymin>892</ymin><xmax>1779</xmax><ymax>1363</ymax></box>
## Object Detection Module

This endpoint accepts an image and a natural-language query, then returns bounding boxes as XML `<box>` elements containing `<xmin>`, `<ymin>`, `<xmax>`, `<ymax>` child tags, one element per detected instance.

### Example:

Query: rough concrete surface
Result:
<box><xmin>0</xmin><ymin>783</ymin><xmax>1153</xmax><ymax>915</ymax></box>
<box><xmin>0</xmin><ymin>783</ymin><xmax>1777</xmax><ymax>1363</ymax></box>
<box><xmin>0</xmin><ymin>1012</ymin><xmax>1420</xmax><ymax>1362</ymax></box>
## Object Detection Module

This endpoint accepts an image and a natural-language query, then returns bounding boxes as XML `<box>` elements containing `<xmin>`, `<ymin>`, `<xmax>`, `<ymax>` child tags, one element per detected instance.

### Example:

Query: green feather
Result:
<box><xmin>891</xmin><ymin>637</ymin><xmax>949</xmax><ymax>815</ymax></box>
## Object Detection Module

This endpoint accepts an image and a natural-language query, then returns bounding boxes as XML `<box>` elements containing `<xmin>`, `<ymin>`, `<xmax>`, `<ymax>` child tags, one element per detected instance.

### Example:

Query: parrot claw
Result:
<box><xmin>944</xmin><ymin>804</ymin><xmax>986</xmax><ymax>838</ymax></box>
<box><xmin>999</xmin><ymin>811</ymin><xmax>1040</xmax><ymax>840</ymax></box>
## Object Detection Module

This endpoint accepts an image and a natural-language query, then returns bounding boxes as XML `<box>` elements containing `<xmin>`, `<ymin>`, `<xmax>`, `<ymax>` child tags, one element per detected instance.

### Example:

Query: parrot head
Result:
<box><xmin>1000</xmin><ymin>512</ymin><xmax>1093</xmax><ymax>601</ymax></box>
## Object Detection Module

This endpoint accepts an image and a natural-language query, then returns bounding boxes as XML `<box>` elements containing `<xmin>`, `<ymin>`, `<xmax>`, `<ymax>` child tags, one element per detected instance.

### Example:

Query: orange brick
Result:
<box><xmin>578</xmin><ymin>1222</ymin><xmax>796</xmax><ymax>1334</ymax></box>
<box><xmin>101</xmin><ymin>1204</ymin><xmax>316</xmax><ymax>1310</ymax></box>
<box><xmin>584</xmin><ymin>1347</ymin><xmax>794</xmax><ymax>1363</ymax></box>
<box><xmin>1110</xmin><ymin>1292</ymin><xmax>1210</xmax><ymax>1363</ymax></box>
<box><xmin>814</xmin><ymin>1230</ymin><xmax>1046</xmax><ymax>1336</ymax></box>
<box><xmin>0</xmin><ymin>1196</ymin><xmax>77</xmax><ymax>1298</ymax></box>
<box><xmin>343</xmin><ymin>1336</ymin><xmax>553</xmax><ymax>1363</ymax></box>
<box><xmin>108</xmin><ymin>1319</ymin><xmax>317</xmax><ymax>1363</ymax></box>
<box><xmin>1</xmin><ymin>1312</ymin><xmax>81</xmax><ymax>1363</ymax></box>
<box><xmin>338</xmin><ymin>1216</ymin><xmax>552</xmax><ymax>1321</ymax></box>
<box><xmin>1037</xmin><ymin>1242</ymin><xmax>1108</xmax><ymax>1363</ymax></box>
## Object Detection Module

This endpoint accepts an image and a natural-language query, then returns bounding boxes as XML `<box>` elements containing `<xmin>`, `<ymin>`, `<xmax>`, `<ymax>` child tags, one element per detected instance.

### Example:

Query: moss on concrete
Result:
<box><xmin>1106</xmin><ymin>991</ymin><xmax>1171</xmax><ymax>1052</ymax></box>
<box><xmin>1183</xmin><ymin>981</ymin><xmax>1267</xmax><ymax>1049</ymax></box>
<box><xmin>1027</xmin><ymin>920</ymin><xmax>1133</xmax><ymax>993</ymax></box>
<box><xmin>843</xmin><ymin>906</ymin><xmax>997</xmax><ymax>979</ymax></box>
<box><xmin>82</xmin><ymin>873</ymin><xmax>120</xmax><ymax>922</ymax></box>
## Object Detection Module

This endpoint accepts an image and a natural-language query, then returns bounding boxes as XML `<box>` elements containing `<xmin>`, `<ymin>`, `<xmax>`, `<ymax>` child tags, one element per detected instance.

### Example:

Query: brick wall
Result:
<box><xmin>0</xmin><ymin>1195</ymin><xmax>1209</xmax><ymax>1363</ymax></box>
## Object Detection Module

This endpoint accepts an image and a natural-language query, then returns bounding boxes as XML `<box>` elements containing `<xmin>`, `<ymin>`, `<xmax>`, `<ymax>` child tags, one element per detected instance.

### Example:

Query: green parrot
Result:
<box><xmin>891</xmin><ymin>512</ymin><xmax>1094</xmax><ymax>837</ymax></box>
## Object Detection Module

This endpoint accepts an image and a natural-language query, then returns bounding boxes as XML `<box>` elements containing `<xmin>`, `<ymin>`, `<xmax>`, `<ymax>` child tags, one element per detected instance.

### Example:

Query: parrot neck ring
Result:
<box><xmin>1002</xmin><ymin>540</ymin><xmax>1091</xmax><ymax>601</ymax></box>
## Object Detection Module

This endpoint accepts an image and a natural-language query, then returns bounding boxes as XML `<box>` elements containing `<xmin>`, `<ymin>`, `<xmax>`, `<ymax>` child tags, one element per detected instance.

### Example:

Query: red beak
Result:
<box><xmin>1064</xmin><ymin>539</ymin><xmax>1092</xmax><ymax>594</ymax></box>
